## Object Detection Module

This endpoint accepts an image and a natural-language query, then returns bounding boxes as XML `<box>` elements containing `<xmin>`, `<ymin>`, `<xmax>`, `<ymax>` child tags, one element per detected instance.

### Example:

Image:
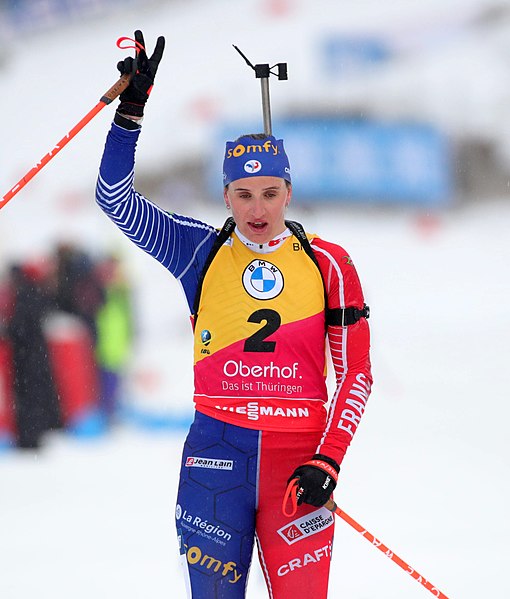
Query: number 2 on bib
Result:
<box><xmin>244</xmin><ymin>309</ymin><xmax>281</xmax><ymax>353</ymax></box>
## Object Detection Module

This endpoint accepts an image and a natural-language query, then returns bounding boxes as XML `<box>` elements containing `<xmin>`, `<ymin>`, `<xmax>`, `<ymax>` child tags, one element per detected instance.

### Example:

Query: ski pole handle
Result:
<box><xmin>324</xmin><ymin>499</ymin><xmax>450</xmax><ymax>598</ymax></box>
<box><xmin>100</xmin><ymin>72</ymin><xmax>132</xmax><ymax>104</ymax></box>
<box><xmin>1</xmin><ymin>72</ymin><xmax>131</xmax><ymax>210</ymax></box>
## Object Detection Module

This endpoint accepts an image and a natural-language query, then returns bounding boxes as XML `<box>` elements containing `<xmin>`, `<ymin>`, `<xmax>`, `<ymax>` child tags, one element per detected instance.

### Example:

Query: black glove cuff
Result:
<box><xmin>114</xmin><ymin>112</ymin><xmax>142</xmax><ymax>130</ymax></box>
<box><xmin>117</xmin><ymin>101</ymin><xmax>145</xmax><ymax>118</ymax></box>
<box><xmin>312</xmin><ymin>454</ymin><xmax>340</xmax><ymax>474</ymax></box>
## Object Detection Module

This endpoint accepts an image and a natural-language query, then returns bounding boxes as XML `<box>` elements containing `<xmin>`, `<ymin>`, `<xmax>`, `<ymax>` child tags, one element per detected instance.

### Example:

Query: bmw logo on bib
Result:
<box><xmin>242</xmin><ymin>259</ymin><xmax>284</xmax><ymax>300</ymax></box>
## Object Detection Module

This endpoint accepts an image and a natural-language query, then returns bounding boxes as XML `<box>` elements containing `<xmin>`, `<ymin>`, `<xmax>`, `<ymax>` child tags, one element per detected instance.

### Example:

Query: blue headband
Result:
<box><xmin>222</xmin><ymin>135</ymin><xmax>291</xmax><ymax>186</ymax></box>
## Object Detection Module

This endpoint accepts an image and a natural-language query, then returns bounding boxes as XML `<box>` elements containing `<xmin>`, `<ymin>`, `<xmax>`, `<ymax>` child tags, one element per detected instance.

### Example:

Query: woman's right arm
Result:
<box><xmin>95</xmin><ymin>116</ymin><xmax>218</xmax><ymax>311</ymax></box>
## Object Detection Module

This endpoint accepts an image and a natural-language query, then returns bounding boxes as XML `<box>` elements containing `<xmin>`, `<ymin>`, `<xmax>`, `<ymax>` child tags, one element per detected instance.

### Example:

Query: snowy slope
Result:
<box><xmin>1</xmin><ymin>198</ymin><xmax>509</xmax><ymax>598</ymax></box>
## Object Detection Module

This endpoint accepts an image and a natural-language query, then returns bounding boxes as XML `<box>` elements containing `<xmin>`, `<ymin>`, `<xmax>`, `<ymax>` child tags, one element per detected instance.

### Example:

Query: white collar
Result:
<box><xmin>234</xmin><ymin>227</ymin><xmax>291</xmax><ymax>254</ymax></box>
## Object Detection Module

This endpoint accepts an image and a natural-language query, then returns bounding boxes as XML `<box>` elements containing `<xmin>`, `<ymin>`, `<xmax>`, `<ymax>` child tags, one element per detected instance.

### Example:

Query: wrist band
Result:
<box><xmin>303</xmin><ymin>459</ymin><xmax>339</xmax><ymax>482</ymax></box>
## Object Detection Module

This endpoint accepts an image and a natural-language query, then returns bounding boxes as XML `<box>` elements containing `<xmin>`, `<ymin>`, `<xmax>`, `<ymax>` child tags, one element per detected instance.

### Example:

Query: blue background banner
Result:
<box><xmin>213</xmin><ymin>118</ymin><xmax>453</xmax><ymax>206</ymax></box>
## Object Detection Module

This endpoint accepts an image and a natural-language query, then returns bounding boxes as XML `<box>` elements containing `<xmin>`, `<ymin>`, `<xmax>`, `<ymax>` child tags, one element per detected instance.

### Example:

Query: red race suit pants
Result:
<box><xmin>176</xmin><ymin>411</ymin><xmax>335</xmax><ymax>598</ymax></box>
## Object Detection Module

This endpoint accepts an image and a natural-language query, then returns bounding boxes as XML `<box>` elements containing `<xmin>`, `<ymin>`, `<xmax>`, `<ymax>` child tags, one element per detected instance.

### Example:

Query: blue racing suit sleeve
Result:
<box><xmin>95</xmin><ymin>121</ymin><xmax>218</xmax><ymax>312</ymax></box>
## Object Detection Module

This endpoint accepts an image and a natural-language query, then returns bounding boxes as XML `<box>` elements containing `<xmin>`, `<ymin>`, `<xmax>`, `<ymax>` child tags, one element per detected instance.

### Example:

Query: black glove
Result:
<box><xmin>117</xmin><ymin>30</ymin><xmax>165</xmax><ymax>118</ymax></box>
<box><xmin>288</xmin><ymin>454</ymin><xmax>340</xmax><ymax>507</ymax></box>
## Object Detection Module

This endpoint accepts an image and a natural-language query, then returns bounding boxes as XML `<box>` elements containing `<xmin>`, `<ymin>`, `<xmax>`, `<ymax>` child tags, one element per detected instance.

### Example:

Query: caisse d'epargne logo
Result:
<box><xmin>277</xmin><ymin>508</ymin><xmax>334</xmax><ymax>545</ymax></box>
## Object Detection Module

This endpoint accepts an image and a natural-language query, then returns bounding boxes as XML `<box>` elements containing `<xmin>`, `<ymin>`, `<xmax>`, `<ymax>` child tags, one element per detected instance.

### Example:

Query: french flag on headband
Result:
<box><xmin>222</xmin><ymin>134</ymin><xmax>291</xmax><ymax>186</ymax></box>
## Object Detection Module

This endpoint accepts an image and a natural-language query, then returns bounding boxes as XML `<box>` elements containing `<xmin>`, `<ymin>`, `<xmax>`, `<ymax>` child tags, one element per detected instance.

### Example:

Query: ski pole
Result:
<box><xmin>282</xmin><ymin>480</ymin><xmax>450</xmax><ymax>598</ymax></box>
<box><xmin>324</xmin><ymin>498</ymin><xmax>450</xmax><ymax>598</ymax></box>
<box><xmin>0</xmin><ymin>36</ymin><xmax>142</xmax><ymax>211</ymax></box>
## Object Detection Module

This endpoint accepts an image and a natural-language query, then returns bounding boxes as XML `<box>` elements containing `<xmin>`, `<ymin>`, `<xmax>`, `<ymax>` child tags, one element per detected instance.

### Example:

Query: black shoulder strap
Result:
<box><xmin>285</xmin><ymin>220</ymin><xmax>321</xmax><ymax>269</ymax></box>
<box><xmin>285</xmin><ymin>219</ymin><xmax>329</xmax><ymax>320</ymax></box>
<box><xmin>285</xmin><ymin>220</ymin><xmax>370</xmax><ymax>327</ymax></box>
<box><xmin>192</xmin><ymin>217</ymin><xmax>236</xmax><ymax>320</ymax></box>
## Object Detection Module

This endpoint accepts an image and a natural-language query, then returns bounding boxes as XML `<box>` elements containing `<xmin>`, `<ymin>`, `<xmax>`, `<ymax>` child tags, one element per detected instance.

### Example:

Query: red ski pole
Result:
<box><xmin>324</xmin><ymin>498</ymin><xmax>450</xmax><ymax>598</ymax></box>
<box><xmin>282</xmin><ymin>481</ymin><xmax>450</xmax><ymax>598</ymax></box>
<box><xmin>1</xmin><ymin>36</ymin><xmax>142</xmax><ymax>211</ymax></box>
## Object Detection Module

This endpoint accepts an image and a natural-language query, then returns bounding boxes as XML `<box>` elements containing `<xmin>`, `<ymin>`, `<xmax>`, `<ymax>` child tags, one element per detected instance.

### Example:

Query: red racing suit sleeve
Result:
<box><xmin>311</xmin><ymin>237</ymin><xmax>372</xmax><ymax>466</ymax></box>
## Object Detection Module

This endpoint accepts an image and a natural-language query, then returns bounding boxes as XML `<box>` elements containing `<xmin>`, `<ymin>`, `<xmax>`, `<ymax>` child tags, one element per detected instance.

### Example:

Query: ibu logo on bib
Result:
<box><xmin>243</xmin><ymin>259</ymin><xmax>284</xmax><ymax>300</ymax></box>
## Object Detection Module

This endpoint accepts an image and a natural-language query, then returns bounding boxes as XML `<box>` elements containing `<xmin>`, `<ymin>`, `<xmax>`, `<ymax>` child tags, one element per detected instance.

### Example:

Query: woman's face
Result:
<box><xmin>224</xmin><ymin>176</ymin><xmax>292</xmax><ymax>244</ymax></box>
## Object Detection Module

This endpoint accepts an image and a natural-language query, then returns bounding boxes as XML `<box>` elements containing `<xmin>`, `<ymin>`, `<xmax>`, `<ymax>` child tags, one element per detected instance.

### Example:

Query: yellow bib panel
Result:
<box><xmin>193</xmin><ymin>233</ymin><xmax>328</xmax><ymax>432</ymax></box>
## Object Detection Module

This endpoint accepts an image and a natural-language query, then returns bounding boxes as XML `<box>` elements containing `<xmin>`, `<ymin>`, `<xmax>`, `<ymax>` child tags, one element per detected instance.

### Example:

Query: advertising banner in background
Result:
<box><xmin>213</xmin><ymin>118</ymin><xmax>453</xmax><ymax>207</ymax></box>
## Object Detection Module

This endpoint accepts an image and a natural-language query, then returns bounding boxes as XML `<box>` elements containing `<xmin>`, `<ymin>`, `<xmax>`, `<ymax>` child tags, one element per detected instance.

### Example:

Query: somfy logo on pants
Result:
<box><xmin>242</xmin><ymin>259</ymin><xmax>284</xmax><ymax>300</ymax></box>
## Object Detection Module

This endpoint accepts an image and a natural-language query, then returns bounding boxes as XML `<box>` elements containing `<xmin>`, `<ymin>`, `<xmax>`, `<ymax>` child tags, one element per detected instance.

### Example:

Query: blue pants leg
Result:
<box><xmin>176</xmin><ymin>412</ymin><xmax>260</xmax><ymax>598</ymax></box>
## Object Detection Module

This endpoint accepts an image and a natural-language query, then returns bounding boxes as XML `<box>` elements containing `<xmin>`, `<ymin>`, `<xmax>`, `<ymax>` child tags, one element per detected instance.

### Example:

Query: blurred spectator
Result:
<box><xmin>54</xmin><ymin>243</ymin><xmax>105</xmax><ymax>342</ymax></box>
<box><xmin>94</xmin><ymin>255</ymin><xmax>134</xmax><ymax>423</ymax></box>
<box><xmin>0</xmin><ymin>245</ymin><xmax>135</xmax><ymax>446</ymax></box>
<box><xmin>6</xmin><ymin>262</ymin><xmax>62</xmax><ymax>449</ymax></box>
<box><xmin>0</xmin><ymin>273</ymin><xmax>14</xmax><ymax>328</ymax></box>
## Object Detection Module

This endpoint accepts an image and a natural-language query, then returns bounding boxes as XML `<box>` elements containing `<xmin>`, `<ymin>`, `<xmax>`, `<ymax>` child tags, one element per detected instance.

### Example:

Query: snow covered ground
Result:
<box><xmin>1</xmin><ymin>1</ymin><xmax>510</xmax><ymax>598</ymax></box>
<box><xmin>1</xmin><ymin>198</ymin><xmax>509</xmax><ymax>599</ymax></box>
